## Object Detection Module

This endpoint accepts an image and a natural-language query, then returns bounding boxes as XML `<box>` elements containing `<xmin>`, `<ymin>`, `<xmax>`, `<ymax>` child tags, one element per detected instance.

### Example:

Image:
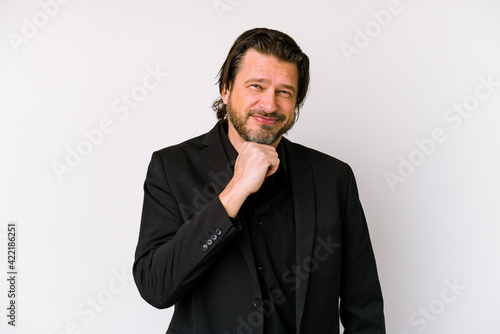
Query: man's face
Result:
<box><xmin>222</xmin><ymin>49</ymin><xmax>299</xmax><ymax>147</ymax></box>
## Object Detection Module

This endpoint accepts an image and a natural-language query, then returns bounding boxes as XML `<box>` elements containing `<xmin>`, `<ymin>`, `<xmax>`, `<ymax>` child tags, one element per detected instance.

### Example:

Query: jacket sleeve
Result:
<box><xmin>132</xmin><ymin>151</ymin><xmax>242</xmax><ymax>309</ymax></box>
<box><xmin>339</xmin><ymin>165</ymin><xmax>386</xmax><ymax>333</ymax></box>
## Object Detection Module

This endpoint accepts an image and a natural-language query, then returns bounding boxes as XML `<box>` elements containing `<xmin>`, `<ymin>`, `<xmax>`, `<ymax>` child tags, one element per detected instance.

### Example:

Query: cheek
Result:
<box><xmin>279</xmin><ymin>100</ymin><xmax>296</xmax><ymax>115</ymax></box>
<box><xmin>238</xmin><ymin>96</ymin><xmax>260</xmax><ymax>110</ymax></box>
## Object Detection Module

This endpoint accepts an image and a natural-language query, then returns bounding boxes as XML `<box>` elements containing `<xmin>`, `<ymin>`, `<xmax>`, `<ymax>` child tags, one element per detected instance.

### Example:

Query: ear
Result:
<box><xmin>221</xmin><ymin>84</ymin><xmax>231</xmax><ymax>104</ymax></box>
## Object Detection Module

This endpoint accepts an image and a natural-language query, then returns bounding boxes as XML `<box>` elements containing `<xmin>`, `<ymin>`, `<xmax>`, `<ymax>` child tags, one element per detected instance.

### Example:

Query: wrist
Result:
<box><xmin>218</xmin><ymin>180</ymin><xmax>249</xmax><ymax>218</ymax></box>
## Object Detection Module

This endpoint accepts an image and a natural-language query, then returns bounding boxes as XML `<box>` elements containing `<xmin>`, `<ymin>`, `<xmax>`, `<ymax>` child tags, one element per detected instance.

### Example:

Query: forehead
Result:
<box><xmin>235</xmin><ymin>49</ymin><xmax>299</xmax><ymax>86</ymax></box>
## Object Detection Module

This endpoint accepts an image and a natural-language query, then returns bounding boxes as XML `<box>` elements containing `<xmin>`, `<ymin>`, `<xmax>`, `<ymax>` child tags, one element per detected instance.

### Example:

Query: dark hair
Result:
<box><xmin>212</xmin><ymin>28</ymin><xmax>310</xmax><ymax>123</ymax></box>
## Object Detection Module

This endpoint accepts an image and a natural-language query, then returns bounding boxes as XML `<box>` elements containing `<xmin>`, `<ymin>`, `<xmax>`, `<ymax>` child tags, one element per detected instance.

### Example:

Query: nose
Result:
<box><xmin>258</xmin><ymin>89</ymin><xmax>278</xmax><ymax>114</ymax></box>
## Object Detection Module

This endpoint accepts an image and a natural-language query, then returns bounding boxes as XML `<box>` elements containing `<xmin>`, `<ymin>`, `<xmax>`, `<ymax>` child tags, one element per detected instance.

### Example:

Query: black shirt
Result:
<box><xmin>219</xmin><ymin>124</ymin><xmax>296</xmax><ymax>333</ymax></box>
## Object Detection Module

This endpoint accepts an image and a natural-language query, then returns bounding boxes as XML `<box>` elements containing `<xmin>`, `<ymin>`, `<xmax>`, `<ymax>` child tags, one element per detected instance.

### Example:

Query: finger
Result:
<box><xmin>265</xmin><ymin>157</ymin><xmax>280</xmax><ymax>177</ymax></box>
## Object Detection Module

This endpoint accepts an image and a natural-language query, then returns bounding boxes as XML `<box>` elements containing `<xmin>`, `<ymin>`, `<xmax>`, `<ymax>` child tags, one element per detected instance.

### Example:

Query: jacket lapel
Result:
<box><xmin>199</xmin><ymin>124</ymin><xmax>261</xmax><ymax>288</ymax></box>
<box><xmin>283</xmin><ymin>138</ymin><xmax>316</xmax><ymax>330</ymax></box>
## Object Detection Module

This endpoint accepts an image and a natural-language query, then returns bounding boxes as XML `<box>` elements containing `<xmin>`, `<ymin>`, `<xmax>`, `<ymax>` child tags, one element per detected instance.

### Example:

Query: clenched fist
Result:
<box><xmin>219</xmin><ymin>142</ymin><xmax>280</xmax><ymax>218</ymax></box>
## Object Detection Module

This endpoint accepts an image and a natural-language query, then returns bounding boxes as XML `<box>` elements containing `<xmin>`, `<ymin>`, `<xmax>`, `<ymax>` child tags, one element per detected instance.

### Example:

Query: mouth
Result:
<box><xmin>252</xmin><ymin>115</ymin><xmax>279</xmax><ymax>125</ymax></box>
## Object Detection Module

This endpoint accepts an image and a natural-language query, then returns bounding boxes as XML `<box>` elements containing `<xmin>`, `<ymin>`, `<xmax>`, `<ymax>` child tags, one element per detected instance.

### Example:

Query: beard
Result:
<box><xmin>226</xmin><ymin>99</ymin><xmax>296</xmax><ymax>146</ymax></box>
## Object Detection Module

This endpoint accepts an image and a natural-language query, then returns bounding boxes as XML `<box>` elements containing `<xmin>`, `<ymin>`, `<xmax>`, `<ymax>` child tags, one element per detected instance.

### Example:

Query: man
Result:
<box><xmin>133</xmin><ymin>28</ymin><xmax>385</xmax><ymax>334</ymax></box>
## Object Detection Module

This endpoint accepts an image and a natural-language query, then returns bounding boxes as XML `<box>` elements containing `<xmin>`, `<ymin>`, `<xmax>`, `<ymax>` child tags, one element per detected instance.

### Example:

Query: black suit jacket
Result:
<box><xmin>133</xmin><ymin>124</ymin><xmax>385</xmax><ymax>334</ymax></box>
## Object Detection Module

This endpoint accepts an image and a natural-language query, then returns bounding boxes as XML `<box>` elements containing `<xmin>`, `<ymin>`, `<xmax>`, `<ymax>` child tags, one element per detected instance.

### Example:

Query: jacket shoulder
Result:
<box><xmin>159</xmin><ymin>133</ymin><xmax>203</xmax><ymax>152</ymax></box>
<box><xmin>285</xmin><ymin>139</ymin><xmax>349</xmax><ymax>170</ymax></box>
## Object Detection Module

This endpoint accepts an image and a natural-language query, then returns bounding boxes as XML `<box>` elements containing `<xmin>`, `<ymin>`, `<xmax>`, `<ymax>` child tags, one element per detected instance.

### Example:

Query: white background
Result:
<box><xmin>1</xmin><ymin>0</ymin><xmax>499</xmax><ymax>333</ymax></box>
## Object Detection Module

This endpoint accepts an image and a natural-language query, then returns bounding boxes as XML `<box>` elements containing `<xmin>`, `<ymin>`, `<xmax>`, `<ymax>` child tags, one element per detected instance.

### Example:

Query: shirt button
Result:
<box><xmin>257</xmin><ymin>265</ymin><xmax>263</xmax><ymax>271</ymax></box>
<box><xmin>256</xmin><ymin>220</ymin><xmax>263</xmax><ymax>226</ymax></box>
<box><xmin>253</xmin><ymin>298</ymin><xmax>262</xmax><ymax>308</ymax></box>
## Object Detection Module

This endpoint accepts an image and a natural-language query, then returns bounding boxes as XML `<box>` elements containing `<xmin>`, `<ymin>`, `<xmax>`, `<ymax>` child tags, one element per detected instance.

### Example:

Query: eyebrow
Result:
<box><xmin>243</xmin><ymin>78</ymin><xmax>297</xmax><ymax>94</ymax></box>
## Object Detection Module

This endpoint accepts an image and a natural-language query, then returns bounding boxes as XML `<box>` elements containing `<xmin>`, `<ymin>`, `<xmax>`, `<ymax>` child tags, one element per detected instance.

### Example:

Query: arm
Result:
<box><xmin>133</xmin><ymin>151</ymin><xmax>242</xmax><ymax>309</ymax></box>
<box><xmin>339</xmin><ymin>165</ymin><xmax>386</xmax><ymax>333</ymax></box>
<box><xmin>133</xmin><ymin>142</ymin><xmax>280</xmax><ymax>309</ymax></box>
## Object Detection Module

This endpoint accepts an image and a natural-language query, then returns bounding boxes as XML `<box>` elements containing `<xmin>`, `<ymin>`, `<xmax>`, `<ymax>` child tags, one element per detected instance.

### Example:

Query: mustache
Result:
<box><xmin>247</xmin><ymin>110</ymin><xmax>286</xmax><ymax>121</ymax></box>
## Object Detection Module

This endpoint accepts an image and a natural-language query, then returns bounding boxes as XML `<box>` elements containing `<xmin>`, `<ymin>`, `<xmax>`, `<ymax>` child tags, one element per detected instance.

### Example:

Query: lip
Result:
<box><xmin>252</xmin><ymin>115</ymin><xmax>278</xmax><ymax>125</ymax></box>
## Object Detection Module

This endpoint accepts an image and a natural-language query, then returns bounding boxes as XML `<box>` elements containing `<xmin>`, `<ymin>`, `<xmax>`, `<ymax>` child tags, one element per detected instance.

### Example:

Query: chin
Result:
<box><xmin>244</xmin><ymin>130</ymin><xmax>279</xmax><ymax>145</ymax></box>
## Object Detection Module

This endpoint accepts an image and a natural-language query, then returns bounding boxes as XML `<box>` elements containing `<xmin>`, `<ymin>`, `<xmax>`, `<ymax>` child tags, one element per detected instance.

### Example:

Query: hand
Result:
<box><xmin>232</xmin><ymin>142</ymin><xmax>280</xmax><ymax>195</ymax></box>
<box><xmin>219</xmin><ymin>142</ymin><xmax>279</xmax><ymax>217</ymax></box>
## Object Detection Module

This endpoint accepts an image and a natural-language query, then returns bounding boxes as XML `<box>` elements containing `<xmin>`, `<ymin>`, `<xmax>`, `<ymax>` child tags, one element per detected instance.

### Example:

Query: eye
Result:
<box><xmin>278</xmin><ymin>90</ymin><xmax>292</xmax><ymax>97</ymax></box>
